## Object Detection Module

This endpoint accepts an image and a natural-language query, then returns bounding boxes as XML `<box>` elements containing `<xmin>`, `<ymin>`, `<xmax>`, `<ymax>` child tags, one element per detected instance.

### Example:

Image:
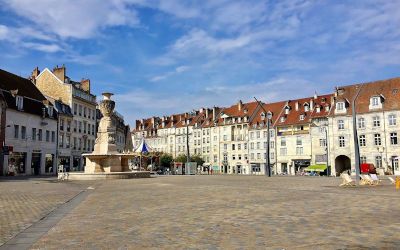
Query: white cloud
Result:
<box><xmin>3</xmin><ymin>0</ymin><xmax>140</xmax><ymax>39</ymax></box>
<box><xmin>22</xmin><ymin>42</ymin><xmax>62</xmax><ymax>53</ymax></box>
<box><xmin>150</xmin><ymin>65</ymin><xmax>190</xmax><ymax>82</ymax></box>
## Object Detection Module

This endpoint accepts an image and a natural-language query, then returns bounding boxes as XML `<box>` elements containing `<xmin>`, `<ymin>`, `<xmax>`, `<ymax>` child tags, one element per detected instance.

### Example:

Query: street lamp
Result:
<box><xmin>323</xmin><ymin>121</ymin><xmax>330</xmax><ymax>176</ymax></box>
<box><xmin>352</xmin><ymin>84</ymin><xmax>363</xmax><ymax>185</ymax></box>
<box><xmin>266</xmin><ymin>111</ymin><xmax>272</xmax><ymax>177</ymax></box>
<box><xmin>253</xmin><ymin>97</ymin><xmax>272</xmax><ymax>177</ymax></box>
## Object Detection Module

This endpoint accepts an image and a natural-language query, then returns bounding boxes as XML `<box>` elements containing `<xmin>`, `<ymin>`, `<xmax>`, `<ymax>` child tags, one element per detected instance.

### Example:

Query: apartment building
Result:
<box><xmin>329</xmin><ymin>78</ymin><xmax>400</xmax><ymax>176</ymax></box>
<box><xmin>133</xmin><ymin>77</ymin><xmax>400</xmax><ymax>176</ymax></box>
<box><xmin>216</xmin><ymin>101</ymin><xmax>259</xmax><ymax>174</ymax></box>
<box><xmin>0</xmin><ymin>68</ymin><xmax>58</xmax><ymax>176</ymax></box>
<box><xmin>248</xmin><ymin>101</ymin><xmax>286</xmax><ymax>175</ymax></box>
<box><xmin>32</xmin><ymin>65</ymin><xmax>97</xmax><ymax>171</ymax></box>
<box><xmin>274</xmin><ymin>94</ymin><xmax>333</xmax><ymax>175</ymax></box>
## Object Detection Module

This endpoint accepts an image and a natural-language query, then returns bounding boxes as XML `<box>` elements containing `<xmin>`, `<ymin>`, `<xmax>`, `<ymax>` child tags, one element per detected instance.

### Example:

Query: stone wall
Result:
<box><xmin>35</xmin><ymin>70</ymin><xmax>72</xmax><ymax>105</ymax></box>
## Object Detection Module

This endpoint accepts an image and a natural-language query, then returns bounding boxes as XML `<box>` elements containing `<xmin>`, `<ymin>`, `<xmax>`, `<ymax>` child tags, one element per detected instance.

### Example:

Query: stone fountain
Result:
<box><xmin>64</xmin><ymin>93</ymin><xmax>150</xmax><ymax>180</ymax></box>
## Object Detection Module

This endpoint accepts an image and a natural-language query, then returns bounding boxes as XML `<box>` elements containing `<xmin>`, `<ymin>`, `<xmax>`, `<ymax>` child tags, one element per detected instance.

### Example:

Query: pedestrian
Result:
<box><xmin>210</xmin><ymin>168</ymin><xmax>213</xmax><ymax>175</ymax></box>
<box><xmin>8</xmin><ymin>159</ymin><xmax>16</xmax><ymax>176</ymax></box>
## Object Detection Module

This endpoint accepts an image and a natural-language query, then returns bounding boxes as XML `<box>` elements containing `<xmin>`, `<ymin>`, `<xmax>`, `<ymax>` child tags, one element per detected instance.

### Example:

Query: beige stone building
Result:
<box><xmin>328</xmin><ymin>78</ymin><xmax>400</xmax><ymax>176</ymax></box>
<box><xmin>0</xmin><ymin>68</ymin><xmax>58</xmax><ymax>176</ymax></box>
<box><xmin>32</xmin><ymin>66</ymin><xmax>97</xmax><ymax>171</ymax></box>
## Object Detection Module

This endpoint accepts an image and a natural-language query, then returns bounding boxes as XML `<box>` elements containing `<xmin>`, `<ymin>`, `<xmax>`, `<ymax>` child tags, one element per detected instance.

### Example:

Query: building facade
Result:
<box><xmin>0</xmin><ymin>68</ymin><xmax>58</xmax><ymax>176</ymax></box>
<box><xmin>32</xmin><ymin>65</ymin><xmax>97</xmax><ymax>171</ymax></box>
<box><xmin>133</xmin><ymin>77</ymin><xmax>400</xmax><ymax>176</ymax></box>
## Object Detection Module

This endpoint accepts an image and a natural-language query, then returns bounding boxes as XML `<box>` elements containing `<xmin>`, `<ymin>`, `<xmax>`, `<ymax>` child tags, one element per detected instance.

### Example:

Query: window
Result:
<box><xmin>79</xmin><ymin>105</ymin><xmax>82</xmax><ymax>116</ymax></box>
<box><xmin>51</xmin><ymin>131</ymin><xmax>55</xmax><ymax>142</ymax></box>
<box><xmin>66</xmin><ymin>136</ymin><xmax>71</xmax><ymax>148</ymax></box>
<box><xmin>299</xmin><ymin>114</ymin><xmax>305</xmax><ymax>120</ymax></box>
<box><xmin>319</xmin><ymin>139</ymin><xmax>326</xmax><ymax>147</ymax></box>
<box><xmin>256</xmin><ymin>131</ymin><xmax>260</xmax><ymax>138</ymax></box>
<box><xmin>371</xmin><ymin>96</ymin><xmax>380</xmax><ymax>106</ymax></box>
<box><xmin>271</xmin><ymin>152</ymin><xmax>275</xmax><ymax>159</ymax></box>
<box><xmin>16</xmin><ymin>96</ymin><xmax>23</xmax><ymax>110</ymax></box>
<box><xmin>74</xmin><ymin>121</ymin><xmax>77</xmax><ymax>132</ymax></box>
<box><xmin>390</xmin><ymin>132</ymin><xmax>398</xmax><ymax>145</ymax></box>
<box><xmin>359</xmin><ymin>135</ymin><xmax>366</xmax><ymax>147</ymax></box>
<box><xmin>360</xmin><ymin>156</ymin><xmax>367</xmax><ymax>164</ymax></box>
<box><xmin>296</xmin><ymin>136</ymin><xmax>302</xmax><ymax>146</ymax></box>
<box><xmin>296</xmin><ymin>147</ymin><xmax>303</xmax><ymax>155</ymax></box>
<box><xmin>263</xmin><ymin>131</ymin><xmax>268</xmax><ymax>138</ymax></box>
<box><xmin>238</xmin><ymin>144</ymin><xmax>241</xmax><ymax>150</ymax></box>
<box><xmin>46</xmin><ymin>130</ymin><xmax>50</xmax><ymax>142</ymax></box>
<box><xmin>14</xmin><ymin>125</ymin><xmax>19</xmax><ymax>138</ymax></box>
<box><xmin>232</xmin><ymin>154</ymin><xmax>236</xmax><ymax>160</ymax></box>
<box><xmin>223</xmin><ymin>135</ymin><xmax>227</xmax><ymax>141</ymax></box>
<box><xmin>59</xmin><ymin>134</ymin><xmax>64</xmax><ymax>147</ymax></box>
<box><xmin>224</xmin><ymin>144</ymin><xmax>227</xmax><ymax>150</ymax></box>
<box><xmin>280</xmin><ymin>148</ymin><xmax>287</xmax><ymax>156</ymax></box>
<box><xmin>264</xmin><ymin>142</ymin><xmax>267</xmax><ymax>149</ymax></box>
<box><xmin>250</xmin><ymin>153</ymin><xmax>254</xmax><ymax>160</ymax></box>
<box><xmin>73</xmin><ymin>137</ymin><xmax>77</xmax><ymax>149</ymax></box>
<box><xmin>232</xmin><ymin>144</ymin><xmax>235</xmax><ymax>150</ymax></box>
<box><xmin>358</xmin><ymin>117</ymin><xmax>365</xmax><ymax>129</ymax></box>
<box><xmin>270</xmin><ymin>130</ymin><xmax>274</xmax><ymax>138</ymax></box>
<box><xmin>244</xmin><ymin>143</ymin><xmax>247</xmax><ymax>150</ymax></box>
<box><xmin>339</xmin><ymin>136</ymin><xmax>345</xmax><ymax>147</ymax></box>
<box><xmin>337</xmin><ymin>102</ymin><xmax>344</xmax><ymax>111</ymax></box>
<box><xmin>238</xmin><ymin>154</ymin><xmax>242</xmax><ymax>160</ymax></box>
<box><xmin>338</xmin><ymin>120</ymin><xmax>345</xmax><ymax>130</ymax></box>
<box><xmin>60</xmin><ymin>119</ymin><xmax>64</xmax><ymax>131</ymax></box>
<box><xmin>38</xmin><ymin>129</ymin><xmax>42</xmax><ymax>141</ymax></box>
<box><xmin>32</xmin><ymin>128</ymin><xmax>36</xmax><ymax>141</ymax></box>
<box><xmin>281</xmin><ymin>137</ymin><xmax>286</xmax><ymax>147</ymax></box>
<box><xmin>256</xmin><ymin>142</ymin><xmax>260</xmax><ymax>149</ymax></box>
<box><xmin>270</xmin><ymin>141</ymin><xmax>275</xmax><ymax>149</ymax></box>
<box><xmin>21</xmin><ymin>126</ymin><xmax>26</xmax><ymax>139</ymax></box>
<box><xmin>74</xmin><ymin>103</ymin><xmax>77</xmax><ymax>115</ymax></box>
<box><xmin>373</xmin><ymin>116</ymin><xmax>380</xmax><ymax>127</ymax></box>
<box><xmin>48</xmin><ymin>106</ymin><xmax>54</xmax><ymax>117</ymax></box>
<box><xmin>388</xmin><ymin>114</ymin><xmax>397</xmax><ymax>126</ymax></box>
<box><xmin>375</xmin><ymin>156</ymin><xmax>382</xmax><ymax>168</ymax></box>
<box><xmin>67</xmin><ymin>121</ymin><xmax>71</xmax><ymax>132</ymax></box>
<box><xmin>79</xmin><ymin>122</ymin><xmax>82</xmax><ymax>133</ymax></box>
<box><xmin>92</xmin><ymin>124</ymin><xmax>95</xmax><ymax>135</ymax></box>
<box><xmin>84</xmin><ymin>107</ymin><xmax>87</xmax><ymax>117</ymax></box>
<box><xmin>374</xmin><ymin>134</ymin><xmax>381</xmax><ymax>146</ymax></box>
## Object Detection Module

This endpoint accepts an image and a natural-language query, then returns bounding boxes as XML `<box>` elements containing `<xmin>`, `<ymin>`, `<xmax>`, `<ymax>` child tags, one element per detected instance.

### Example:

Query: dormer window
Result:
<box><xmin>284</xmin><ymin>106</ymin><xmax>290</xmax><ymax>115</ymax></box>
<box><xmin>280</xmin><ymin>116</ymin><xmax>286</xmax><ymax>123</ymax></box>
<box><xmin>299</xmin><ymin>114</ymin><xmax>305</xmax><ymax>120</ymax></box>
<box><xmin>371</xmin><ymin>96</ymin><xmax>380</xmax><ymax>106</ymax></box>
<box><xmin>260</xmin><ymin>112</ymin><xmax>265</xmax><ymax>120</ymax></box>
<box><xmin>48</xmin><ymin>106</ymin><xmax>54</xmax><ymax>117</ymax></box>
<box><xmin>16</xmin><ymin>96</ymin><xmax>24</xmax><ymax>110</ymax></box>
<box><xmin>316</xmin><ymin>106</ymin><xmax>321</xmax><ymax>113</ymax></box>
<box><xmin>304</xmin><ymin>103</ymin><xmax>309</xmax><ymax>112</ymax></box>
<box><xmin>325</xmin><ymin>105</ymin><xmax>330</xmax><ymax>112</ymax></box>
<box><xmin>369</xmin><ymin>96</ymin><xmax>383</xmax><ymax>110</ymax></box>
<box><xmin>337</xmin><ymin>102</ymin><xmax>344</xmax><ymax>111</ymax></box>
<box><xmin>244</xmin><ymin>109</ymin><xmax>248</xmax><ymax>114</ymax></box>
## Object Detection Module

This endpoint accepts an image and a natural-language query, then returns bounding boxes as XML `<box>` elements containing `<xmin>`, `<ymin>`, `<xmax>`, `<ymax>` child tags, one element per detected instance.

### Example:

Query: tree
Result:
<box><xmin>174</xmin><ymin>154</ymin><xmax>187</xmax><ymax>163</ymax></box>
<box><xmin>160</xmin><ymin>153</ymin><xmax>173</xmax><ymax>169</ymax></box>
<box><xmin>190</xmin><ymin>154</ymin><xmax>205</xmax><ymax>167</ymax></box>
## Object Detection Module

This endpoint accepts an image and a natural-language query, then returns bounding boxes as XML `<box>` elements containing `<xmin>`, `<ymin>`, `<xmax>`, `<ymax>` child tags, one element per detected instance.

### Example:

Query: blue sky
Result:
<box><xmin>0</xmin><ymin>0</ymin><xmax>399</xmax><ymax>126</ymax></box>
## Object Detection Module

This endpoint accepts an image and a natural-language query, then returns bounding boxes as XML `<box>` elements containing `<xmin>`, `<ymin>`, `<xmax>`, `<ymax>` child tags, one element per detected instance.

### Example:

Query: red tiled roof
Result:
<box><xmin>217</xmin><ymin>101</ymin><xmax>259</xmax><ymax>125</ymax></box>
<box><xmin>249</xmin><ymin>101</ymin><xmax>286</xmax><ymax>129</ymax></box>
<box><xmin>330</xmin><ymin>77</ymin><xmax>400</xmax><ymax>116</ymax></box>
<box><xmin>275</xmin><ymin>94</ymin><xmax>333</xmax><ymax>126</ymax></box>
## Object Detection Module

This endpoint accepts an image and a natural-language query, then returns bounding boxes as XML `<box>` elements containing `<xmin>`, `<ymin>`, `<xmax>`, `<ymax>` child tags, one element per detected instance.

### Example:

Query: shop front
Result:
<box><xmin>58</xmin><ymin>156</ymin><xmax>71</xmax><ymax>172</ymax></box>
<box><xmin>45</xmin><ymin>154</ymin><xmax>55</xmax><ymax>174</ymax></box>
<box><xmin>7</xmin><ymin>152</ymin><xmax>26</xmax><ymax>175</ymax></box>
<box><xmin>72</xmin><ymin>156</ymin><xmax>81</xmax><ymax>172</ymax></box>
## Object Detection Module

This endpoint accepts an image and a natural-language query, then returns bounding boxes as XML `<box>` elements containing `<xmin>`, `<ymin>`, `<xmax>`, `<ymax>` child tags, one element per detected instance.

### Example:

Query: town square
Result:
<box><xmin>1</xmin><ymin>0</ymin><xmax>400</xmax><ymax>249</ymax></box>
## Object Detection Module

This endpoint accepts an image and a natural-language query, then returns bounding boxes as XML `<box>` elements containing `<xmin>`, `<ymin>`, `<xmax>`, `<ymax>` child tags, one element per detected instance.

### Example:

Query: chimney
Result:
<box><xmin>31</xmin><ymin>67</ymin><xmax>40</xmax><ymax>83</ymax></box>
<box><xmin>295</xmin><ymin>102</ymin><xmax>299</xmax><ymax>111</ymax></box>
<box><xmin>310</xmin><ymin>99</ymin><xmax>314</xmax><ymax>110</ymax></box>
<box><xmin>151</xmin><ymin>117</ymin><xmax>155</xmax><ymax>129</ymax></box>
<box><xmin>52</xmin><ymin>65</ymin><xmax>66</xmax><ymax>82</ymax></box>
<box><xmin>238</xmin><ymin>100</ymin><xmax>243</xmax><ymax>111</ymax></box>
<box><xmin>205</xmin><ymin>109</ymin><xmax>209</xmax><ymax>118</ymax></box>
<box><xmin>80</xmin><ymin>79</ymin><xmax>91</xmax><ymax>92</ymax></box>
<box><xmin>212</xmin><ymin>107</ymin><xmax>217</xmax><ymax>121</ymax></box>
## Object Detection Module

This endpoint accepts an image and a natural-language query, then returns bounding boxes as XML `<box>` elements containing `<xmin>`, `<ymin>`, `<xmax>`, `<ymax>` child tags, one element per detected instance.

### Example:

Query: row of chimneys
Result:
<box><xmin>30</xmin><ymin>65</ymin><xmax>91</xmax><ymax>93</ymax></box>
<box><xmin>138</xmin><ymin>107</ymin><xmax>220</xmax><ymax>130</ymax></box>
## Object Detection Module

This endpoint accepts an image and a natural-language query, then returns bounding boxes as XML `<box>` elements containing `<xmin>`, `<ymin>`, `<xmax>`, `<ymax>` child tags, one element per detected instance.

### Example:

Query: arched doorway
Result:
<box><xmin>335</xmin><ymin>155</ymin><xmax>351</xmax><ymax>176</ymax></box>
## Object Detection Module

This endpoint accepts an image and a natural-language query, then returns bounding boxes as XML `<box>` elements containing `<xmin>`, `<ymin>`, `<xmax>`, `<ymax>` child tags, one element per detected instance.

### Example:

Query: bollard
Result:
<box><xmin>396</xmin><ymin>177</ymin><xmax>400</xmax><ymax>190</ymax></box>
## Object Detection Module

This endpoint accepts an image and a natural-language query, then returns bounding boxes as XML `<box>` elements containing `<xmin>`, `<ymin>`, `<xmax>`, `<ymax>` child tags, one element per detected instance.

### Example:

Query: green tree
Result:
<box><xmin>190</xmin><ymin>154</ymin><xmax>205</xmax><ymax>167</ymax></box>
<box><xmin>174</xmin><ymin>154</ymin><xmax>187</xmax><ymax>163</ymax></box>
<box><xmin>160</xmin><ymin>153</ymin><xmax>173</xmax><ymax>168</ymax></box>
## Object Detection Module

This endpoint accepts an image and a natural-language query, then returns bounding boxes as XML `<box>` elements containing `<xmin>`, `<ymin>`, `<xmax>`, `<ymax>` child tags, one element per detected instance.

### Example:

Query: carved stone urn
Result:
<box><xmin>99</xmin><ymin>92</ymin><xmax>115</xmax><ymax>117</ymax></box>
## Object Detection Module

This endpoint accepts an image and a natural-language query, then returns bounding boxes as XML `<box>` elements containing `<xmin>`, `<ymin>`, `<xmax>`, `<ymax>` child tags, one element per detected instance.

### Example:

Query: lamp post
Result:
<box><xmin>323</xmin><ymin>121</ymin><xmax>330</xmax><ymax>176</ymax></box>
<box><xmin>253</xmin><ymin>97</ymin><xmax>272</xmax><ymax>177</ymax></box>
<box><xmin>352</xmin><ymin>84</ymin><xmax>363</xmax><ymax>185</ymax></box>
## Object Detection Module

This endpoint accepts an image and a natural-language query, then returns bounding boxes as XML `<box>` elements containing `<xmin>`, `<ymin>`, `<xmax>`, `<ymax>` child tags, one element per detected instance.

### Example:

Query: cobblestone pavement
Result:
<box><xmin>26</xmin><ymin>175</ymin><xmax>400</xmax><ymax>249</ymax></box>
<box><xmin>0</xmin><ymin>177</ymin><xmax>92</xmax><ymax>246</ymax></box>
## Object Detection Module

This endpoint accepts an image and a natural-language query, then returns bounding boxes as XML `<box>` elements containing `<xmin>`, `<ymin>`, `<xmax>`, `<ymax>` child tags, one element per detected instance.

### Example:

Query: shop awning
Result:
<box><xmin>304</xmin><ymin>164</ymin><xmax>327</xmax><ymax>172</ymax></box>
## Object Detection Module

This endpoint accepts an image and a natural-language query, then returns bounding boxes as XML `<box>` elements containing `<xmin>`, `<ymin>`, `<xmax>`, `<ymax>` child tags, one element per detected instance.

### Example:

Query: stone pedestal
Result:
<box><xmin>65</xmin><ymin>92</ymin><xmax>150</xmax><ymax>180</ymax></box>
